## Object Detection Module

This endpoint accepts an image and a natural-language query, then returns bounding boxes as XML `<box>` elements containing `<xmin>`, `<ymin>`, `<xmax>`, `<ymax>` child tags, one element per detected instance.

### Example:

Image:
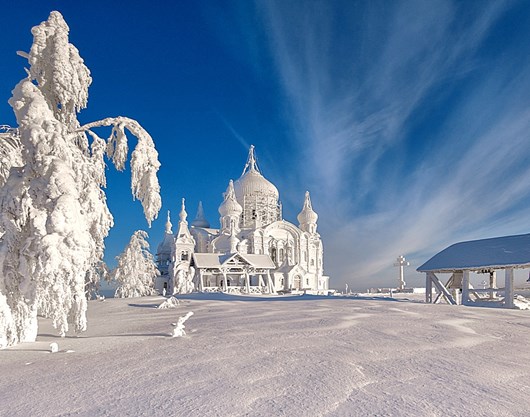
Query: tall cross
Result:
<box><xmin>394</xmin><ymin>255</ymin><xmax>410</xmax><ymax>291</ymax></box>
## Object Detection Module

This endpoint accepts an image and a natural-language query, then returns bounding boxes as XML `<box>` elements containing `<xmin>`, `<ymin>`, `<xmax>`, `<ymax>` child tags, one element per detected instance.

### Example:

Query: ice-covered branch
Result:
<box><xmin>0</xmin><ymin>126</ymin><xmax>22</xmax><ymax>188</ymax></box>
<box><xmin>78</xmin><ymin>117</ymin><xmax>162</xmax><ymax>226</ymax></box>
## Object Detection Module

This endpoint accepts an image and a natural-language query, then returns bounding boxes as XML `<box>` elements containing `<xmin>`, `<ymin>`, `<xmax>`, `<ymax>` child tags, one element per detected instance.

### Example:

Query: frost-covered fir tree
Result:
<box><xmin>113</xmin><ymin>231</ymin><xmax>159</xmax><ymax>298</ymax></box>
<box><xmin>85</xmin><ymin>261</ymin><xmax>110</xmax><ymax>300</ymax></box>
<box><xmin>0</xmin><ymin>12</ymin><xmax>161</xmax><ymax>347</ymax></box>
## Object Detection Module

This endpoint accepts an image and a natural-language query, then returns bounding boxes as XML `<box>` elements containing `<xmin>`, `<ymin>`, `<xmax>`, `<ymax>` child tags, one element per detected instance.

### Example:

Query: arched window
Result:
<box><xmin>279</xmin><ymin>248</ymin><xmax>284</xmax><ymax>262</ymax></box>
<box><xmin>270</xmin><ymin>248</ymin><xmax>277</xmax><ymax>262</ymax></box>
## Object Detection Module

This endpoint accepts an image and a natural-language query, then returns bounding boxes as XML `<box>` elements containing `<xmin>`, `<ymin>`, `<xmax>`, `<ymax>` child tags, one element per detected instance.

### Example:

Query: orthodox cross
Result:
<box><xmin>394</xmin><ymin>255</ymin><xmax>410</xmax><ymax>291</ymax></box>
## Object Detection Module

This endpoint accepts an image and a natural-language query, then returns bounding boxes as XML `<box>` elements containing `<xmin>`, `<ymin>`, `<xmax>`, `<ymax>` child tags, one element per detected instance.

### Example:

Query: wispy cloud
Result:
<box><xmin>251</xmin><ymin>0</ymin><xmax>530</xmax><ymax>288</ymax></box>
<box><xmin>214</xmin><ymin>108</ymin><xmax>250</xmax><ymax>150</ymax></box>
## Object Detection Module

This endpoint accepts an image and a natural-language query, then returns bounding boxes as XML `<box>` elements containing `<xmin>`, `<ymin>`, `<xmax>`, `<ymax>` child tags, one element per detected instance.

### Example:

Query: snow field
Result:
<box><xmin>2</xmin><ymin>294</ymin><xmax>530</xmax><ymax>416</ymax></box>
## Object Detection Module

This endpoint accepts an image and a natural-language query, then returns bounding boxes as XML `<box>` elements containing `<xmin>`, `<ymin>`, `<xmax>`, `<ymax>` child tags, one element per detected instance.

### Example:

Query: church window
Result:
<box><xmin>181</xmin><ymin>251</ymin><xmax>189</xmax><ymax>261</ymax></box>
<box><xmin>271</xmin><ymin>248</ymin><xmax>277</xmax><ymax>262</ymax></box>
<box><xmin>279</xmin><ymin>249</ymin><xmax>284</xmax><ymax>262</ymax></box>
<box><xmin>311</xmin><ymin>259</ymin><xmax>315</xmax><ymax>266</ymax></box>
<box><xmin>280</xmin><ymin>277</ymin><xmax>284</xmax><ymax>285</ymax></box>
<box><xmin>306</xmin><ymin>278</ymin><xmax>310</xmax><ymax>286</ymax></box>
<box><xmin>252</xmin><ymin>209</ymin><xmax>257</xmax><ymax>220</ymax></box>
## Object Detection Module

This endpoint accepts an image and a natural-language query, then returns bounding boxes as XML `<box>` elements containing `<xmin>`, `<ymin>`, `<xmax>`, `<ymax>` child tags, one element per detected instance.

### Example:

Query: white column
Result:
<box><xmin>505</xmin><ymin>268</ymin><xmax>514</xmax><ymax>308</ymax></box>
<box><xmin>489</xmin><ymin>271</ymin><xmax>497</xmax><ymax>299</ymax></box>
<box><xmin>245</xmin><ymin>270</ymin><xmax>250</xmax><ymax>293</ymax></box>
<box><xmin>222</xmin><ymin>271</ymin><xmax>227</xmax><ymax>292</ymax></box>
<box><xmin>426</xmin><ymin>273</ymin><xmax>432</xmax><ymax>303</ymax></box>
<box><xmin>462</xmin><ymin>270</ymin><xmax>470</xmax><ymax>306</ymax></box>
<box><xmin>266</xmin><ymin>270</ymin><xmax>274</xmax><ymax>294</ymax></box>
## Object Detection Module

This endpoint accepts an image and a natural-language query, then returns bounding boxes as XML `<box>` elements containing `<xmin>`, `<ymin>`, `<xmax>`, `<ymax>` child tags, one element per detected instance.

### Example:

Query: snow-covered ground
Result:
<box><xmin>3</xmin><ymin>293</ymin><xmax>530</xmax><ymax>417</ymax></box>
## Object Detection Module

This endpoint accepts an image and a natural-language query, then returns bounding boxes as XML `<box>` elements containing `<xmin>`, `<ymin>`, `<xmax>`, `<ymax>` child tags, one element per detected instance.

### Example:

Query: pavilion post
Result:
<box><xmin>489</xmin><ymin>271</ymin><xmax>497</xmax><ymax>299</ymax></box>
<box><xmin>504</xmin><ymin>268</ymin><xmax>514</xmax><ymax>308</ymax></box>
<box><xmin>426</xmin><ymin>273</ymin><xmax>433</xmax><ymax>303</ymax></box>
<box><xmin>462</xmin><ymin>270</ymin><xmax>470</xmax><ymax>305</ymax></box>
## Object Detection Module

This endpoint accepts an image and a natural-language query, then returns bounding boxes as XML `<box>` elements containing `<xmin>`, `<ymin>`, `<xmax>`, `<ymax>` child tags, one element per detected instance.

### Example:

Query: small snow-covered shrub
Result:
<box><xmin>172</xmin><ymin>312</ymin><xmax>194</xmax><ymax>337</ymax></box>
<box><xmin>158</xmin><ymin>297</ymin><xmax>180</xmax><ymax>309</ymax></box>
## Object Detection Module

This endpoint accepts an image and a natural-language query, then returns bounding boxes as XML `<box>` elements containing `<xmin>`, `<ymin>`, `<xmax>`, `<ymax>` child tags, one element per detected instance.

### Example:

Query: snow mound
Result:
<box><xmin>514</xmin><ymin>295</ymin><xmax>530</xmax><ymax>310</ymax></box>
<box><xmin>158</xmin><ymin>297</ymin><xmax>180</xmax><ymax>309</ymax></box>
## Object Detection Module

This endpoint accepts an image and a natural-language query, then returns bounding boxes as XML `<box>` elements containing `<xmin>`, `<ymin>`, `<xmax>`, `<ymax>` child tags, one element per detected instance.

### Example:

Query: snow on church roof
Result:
<box><xmin>417</xmin><ymin>233</ymin><xmax>530</xmax><ymax>272</ymax></box>
<box><xmin>193</xmin><ymin>252</ymin><xmax>276</xmax><ymax>269</ymax></box>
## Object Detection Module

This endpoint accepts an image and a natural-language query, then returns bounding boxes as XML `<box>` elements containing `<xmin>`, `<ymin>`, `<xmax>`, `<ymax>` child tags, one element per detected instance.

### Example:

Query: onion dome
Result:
<box><xmin>297</xmin><ymin>191</ymin><xmax>318</xmax><ymax>225</ymax></box>
<box><xmin>191</xmin><ymin>201</ymin><xmax>210</xmax><ymax>228</ymax></box>
<box><xmin>219</xmin><ymin>180</ymin><xmax>243</xmax><ymax>218</ymax></box>
<box><xmin>179</xmin><ymin>198</ymin><xmax>188</xmax><ymax>223</ymax></box>
<box><xmin>233</xmin><ymin>145</ymin><xmax>279</xmax><ymax>202</ymax></box>
<box><xmin>157</xmin><ymin>211</ymin><xmax>174</xmax><ymax>255</ymax></box>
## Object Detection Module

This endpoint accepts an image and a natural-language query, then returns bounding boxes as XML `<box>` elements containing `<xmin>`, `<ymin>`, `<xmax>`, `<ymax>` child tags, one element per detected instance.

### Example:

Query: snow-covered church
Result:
<box><xmin>156</xmin><ymin>146</ymin><xmax>330</xmax><ymax>294</ymax></box>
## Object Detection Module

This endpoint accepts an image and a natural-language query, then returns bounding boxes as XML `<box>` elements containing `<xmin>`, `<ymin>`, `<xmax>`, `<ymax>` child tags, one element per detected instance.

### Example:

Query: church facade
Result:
<box><xmin>156</xmin><ymin>146</ymin><xmax>330</xmax><ymax>294</ymax></box>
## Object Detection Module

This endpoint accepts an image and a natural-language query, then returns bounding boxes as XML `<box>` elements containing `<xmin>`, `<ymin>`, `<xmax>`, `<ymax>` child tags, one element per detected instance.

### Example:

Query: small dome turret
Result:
<box><xmin>179</xmin><ymin>198</ymin><xmax>188</xmax><ymax>224</ymax></box>
<box><xmin>297</xmin><ymin>191</ymin><xmax>318</xmax><ymax>233</ymax></box>
<box><xmin>219</xmin><ymin>180</ymin><xmax>243</xmax><ymax>218</ymax></box>
<box><xmin>191</xmin><ymin>201</ymin><xmax>210</xmax><ymax>228</ymax></box>
<box><xmin>156</xmin><ymin>210</ymin><xmax>173</xmax><ymax>255</ymax></box>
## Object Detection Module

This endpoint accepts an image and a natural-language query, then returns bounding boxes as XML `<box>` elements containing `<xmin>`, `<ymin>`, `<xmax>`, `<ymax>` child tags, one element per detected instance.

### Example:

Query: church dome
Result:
<box><xmin>219</xmin><ymin>180</ymin><xmax>243</xmax><ymax>218</ymax></box>
<box><xmin>234</xmin><ymin>170</ymin><xmax>279</xmax><ymax>201</ymax></box>
<box><xmin>233</xmin><ymin>145</ymin><xmax>279</xmax><ymax>203</ymax></box>
<box><xmin>297</xmin><ymin>191</ymin><xmax>318</xmax><ymax>225</ymax></box>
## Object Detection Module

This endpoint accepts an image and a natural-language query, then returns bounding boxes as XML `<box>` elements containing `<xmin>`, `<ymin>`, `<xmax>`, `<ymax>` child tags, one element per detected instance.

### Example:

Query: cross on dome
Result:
<box><xmin>241</xmin><ymin>144</ymin><xmax>261</xmax><ymax>176</ymax></box>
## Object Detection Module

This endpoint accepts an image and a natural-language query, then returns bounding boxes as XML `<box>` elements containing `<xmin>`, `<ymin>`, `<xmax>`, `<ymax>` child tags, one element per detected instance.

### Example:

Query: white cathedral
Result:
<box><xmin>155</xmin><ymin>146</ymin><xmax>330</xmax><ymax>294</ymax></box>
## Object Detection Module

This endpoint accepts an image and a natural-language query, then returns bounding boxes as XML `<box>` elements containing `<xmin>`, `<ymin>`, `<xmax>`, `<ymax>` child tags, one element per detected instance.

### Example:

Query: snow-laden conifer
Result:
<box><xmin>0</xmin><ymin>12</ymin><xmax>161</xmax><ymax>346</ymax></box>
<box><xmin>113</xmin><ymin>231</ymin><xmax>159</xmax><ymax>298</ymax></box>
<box><xmin>85</xmin><ymin>261</ymin><xmax>110</xmax><ymax>300</ymax></box>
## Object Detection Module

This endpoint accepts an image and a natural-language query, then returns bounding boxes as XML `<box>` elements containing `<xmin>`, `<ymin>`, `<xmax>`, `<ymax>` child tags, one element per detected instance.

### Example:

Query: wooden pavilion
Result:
<box><xmin>417</xmin><ymin>233</ymin><xmax>530</xmax><ymax>308</ymax></box>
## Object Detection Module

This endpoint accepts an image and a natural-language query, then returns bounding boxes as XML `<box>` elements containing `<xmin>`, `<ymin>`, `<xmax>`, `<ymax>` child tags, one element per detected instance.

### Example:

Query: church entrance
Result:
<box><xmin>293</xmin><ymin>275</ymin><xmax>302</xmax><ymax>290</ymax></box>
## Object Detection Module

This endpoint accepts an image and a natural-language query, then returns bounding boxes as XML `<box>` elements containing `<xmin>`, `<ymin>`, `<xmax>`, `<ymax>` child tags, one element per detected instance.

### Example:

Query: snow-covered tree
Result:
<box><xmin>85</xmin><ymin>261</ymin><xmax>110</xmax><ymax>300</ymax></box>
<box><xmin>169</xmin><ymin>266</ymin><xmax>195</xmax><ymax>294</ymax></box>
<box><xmin>113</xmin><ymin>230</ymin><xmax>159</xmax><ymax>298</ymax></box>
<box><xmin>0</xmin><ymin>12</ymin><xmax>161</xmax><ymax>347</ymax></box>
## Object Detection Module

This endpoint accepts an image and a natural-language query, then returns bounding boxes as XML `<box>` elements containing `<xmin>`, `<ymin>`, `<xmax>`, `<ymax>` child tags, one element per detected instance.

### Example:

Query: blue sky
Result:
<box><xmin>2</xmin><ymin>1</ymin><xmax>530</xmax><ymax>290</ymax></box>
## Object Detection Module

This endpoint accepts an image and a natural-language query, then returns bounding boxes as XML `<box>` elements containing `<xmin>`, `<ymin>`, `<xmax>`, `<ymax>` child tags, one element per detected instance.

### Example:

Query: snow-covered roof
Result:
<box><xmin>417</xmin><ymin>233</ymin><xmax>530</xmax><ymax>272</ymax></box>
<box><xmin>193</xmin><ymin>252</ymin><xmax>276</xmax><ymax>269</ymax></box>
